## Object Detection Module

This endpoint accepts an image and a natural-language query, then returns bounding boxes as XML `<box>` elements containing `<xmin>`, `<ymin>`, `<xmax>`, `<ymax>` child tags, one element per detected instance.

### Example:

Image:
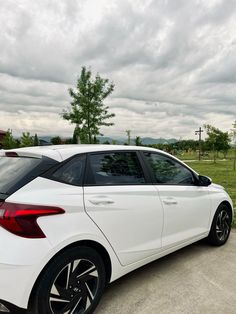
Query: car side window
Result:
<box><xmin>51</xmin><ymin>155</ymin><xmax>85</xmax><ymax>186</ymax></box>
<box><xmin>143</xmin><ymin>152</ymin><xmax>195</xmax><ymax>185</ymax></box>
<box><xmin>88</xmin><ymin>152</ymin><xmax>146</xmax><ymax>185</ymax></box>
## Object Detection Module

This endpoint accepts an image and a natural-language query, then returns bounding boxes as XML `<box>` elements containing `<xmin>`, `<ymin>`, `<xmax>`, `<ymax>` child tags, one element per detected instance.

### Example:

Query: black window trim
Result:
<box><xmin>41</xmin><ymin>149</ymin><xmax>199</xmax><ymax>188</ymax></box>
<box><xmin>84</xmin><ymin>150</ymin><xmax>152</xmax><ymax>186</ymax></box>
<box><xmin>42</xmin><ymin>153</ymin><xmax>87</xmax><ymax>187</ymax></box>
<box><xmin>139</xmin><ymin>150</ymin><xmax>199</xmax><ymax>186</ymax></box>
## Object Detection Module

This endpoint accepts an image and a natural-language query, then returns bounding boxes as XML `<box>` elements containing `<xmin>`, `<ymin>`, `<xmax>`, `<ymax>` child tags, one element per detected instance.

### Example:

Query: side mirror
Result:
<box><xmin>198</xmin><ymin>175</ymin><xmax>212</xmax><ymax>187</ymax></box>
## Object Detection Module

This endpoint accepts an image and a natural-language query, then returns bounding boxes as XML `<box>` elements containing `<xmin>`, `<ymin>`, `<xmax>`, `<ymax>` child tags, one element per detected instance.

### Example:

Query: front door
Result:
<box><xmin>142</xmin><ymin>151</ymin><xmax>212</xmax><ymax>248</ymax></box>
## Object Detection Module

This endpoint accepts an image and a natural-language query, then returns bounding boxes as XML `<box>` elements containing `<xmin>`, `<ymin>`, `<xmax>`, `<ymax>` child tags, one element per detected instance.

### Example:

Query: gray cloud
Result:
<box><xmin>0</xmin><ymin>0</ymin><xmax>235</xmax><ymax>138</ymax></box>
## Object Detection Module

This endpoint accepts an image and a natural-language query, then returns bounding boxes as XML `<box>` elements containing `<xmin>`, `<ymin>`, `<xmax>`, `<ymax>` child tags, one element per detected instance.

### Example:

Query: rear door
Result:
<box><xmin>83</xmin><ymin>150</ymin><xmax>164</xmax><ymax>266</ymax></box>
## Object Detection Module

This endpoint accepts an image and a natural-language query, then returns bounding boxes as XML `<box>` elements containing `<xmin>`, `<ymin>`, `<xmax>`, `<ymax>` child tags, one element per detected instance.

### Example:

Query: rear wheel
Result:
<box><xmin>29</xmin><ymin>246</ymin><xmax>106</xmax><ymax>314</ymax></box>
<box><xmin>207</xmin><ymin>204</ymin><xmax>232</xmax><ymax>246</ymax></box>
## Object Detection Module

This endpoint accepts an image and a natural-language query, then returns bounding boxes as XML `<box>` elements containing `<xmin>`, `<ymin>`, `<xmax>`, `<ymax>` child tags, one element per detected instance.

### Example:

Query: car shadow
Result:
<box><xmin>95</xmin><ymin>239</ymin><xmax>225</xmax><ymax>313</ymax></box>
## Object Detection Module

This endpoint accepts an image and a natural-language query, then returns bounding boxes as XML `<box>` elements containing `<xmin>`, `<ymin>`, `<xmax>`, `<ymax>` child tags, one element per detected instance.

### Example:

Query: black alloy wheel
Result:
<box><xmin>29</xmin><ymin>247</ymin><xmax>106</xmax><ymax>314</ymax></box>
<box><xmin>215</xmin><ymin>209</ymin><xmax>231</xmax><ymax>242</ymax></box>
<box><xmin>207</xmin><ymin>204</ymin><xmax>232</xmax><ymax>246</ymax></box>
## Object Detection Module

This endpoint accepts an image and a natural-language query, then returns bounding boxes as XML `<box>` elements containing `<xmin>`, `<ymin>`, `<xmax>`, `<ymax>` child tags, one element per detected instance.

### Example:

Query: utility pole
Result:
<box><xmin>195</xmin><ymin>127</ymin><xmax>203</xmax><ymax>161</ymax></box>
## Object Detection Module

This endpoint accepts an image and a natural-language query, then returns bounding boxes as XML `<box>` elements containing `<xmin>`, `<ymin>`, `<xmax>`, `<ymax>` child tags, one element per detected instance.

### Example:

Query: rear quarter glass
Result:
<box><xmin>41</xmin><ymin>154</ymin><xmax>86</xmax><ymax>186</ymax></box>
<box><xmin>0</xmin><ymin>156</ymin><xmax>58</xmax><ymax>199</ymax></box>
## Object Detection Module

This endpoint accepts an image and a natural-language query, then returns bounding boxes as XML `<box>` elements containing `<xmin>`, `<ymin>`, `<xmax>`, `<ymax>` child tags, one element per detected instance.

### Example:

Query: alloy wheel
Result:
<box><xmin>49</xmin><ymin>259</ymin><xmax>99</xmax><ymax>314</ymax></box>
<box><xmin>216</xmin><ymin>209</ymin><xmax>230</xmax><ymax>242</ymax></box>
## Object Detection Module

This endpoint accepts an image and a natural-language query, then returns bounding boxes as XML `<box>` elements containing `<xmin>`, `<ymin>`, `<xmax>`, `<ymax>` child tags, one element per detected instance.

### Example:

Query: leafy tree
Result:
<box><xmin>175</xmin><ymin>139</ymin><xmax>198</xmax><ymax>152</ymax></box>
<box><xmin>135</xmin><ymin>136</ymin><xmax>142</xmax><ymax>146</ymax></box>
<box><xmin>126</xmin><ymin>130</ymin><xmax>131</xmax><ymax>145</ymax></box>
<box><xmin>64</xmin><ymin>138</ymin><xmax>75</xmax><ymax>144</ymax></box>
<box><xmin>72</xmin><ymin>129</ymin><xmax>78</xmax><ymax>144</ymax></box>
<box><xmin>34</xmin><ymin>133</ymin><xmax>39</xmax><ymax>146</ymax></box>
<box><xmin>204</xmin><ymin>124</ymin><xmax>231</xmax><ymax>161</ymax></box>
<box><xmin>2</xmin><ymin>130</ymin><xmax>17</xmax><ymax>149</ymax></box>
<box><xmin>20</xmin><ymin>132</ymin><xmax>34</xmax><ymax>147</ymax></box>
<box><xmin>103</xmin><ymin>140</ymin><xmax>110</xmax><ymax>145</ymax></box>
<box><xmin>15</xmin><ymin>139</ymin><xmax>21</xmax><ymax>148</ymax></box>
<box><xmin>231</xmin><ymin>121</ymin><xmax>236</xmax><ymax>170</ymax></box>
<box><xmin>62</xmin><ymin>66</ymin><xmax>115</xmax><ymax>144</ymax></box>
<box><xmin>51</xmin><ymin>136</ymin><xmax>62</xmax><ymax>145</ymax></box>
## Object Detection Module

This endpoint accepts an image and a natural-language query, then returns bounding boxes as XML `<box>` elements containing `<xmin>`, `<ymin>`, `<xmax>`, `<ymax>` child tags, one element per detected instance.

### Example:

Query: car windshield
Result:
<box><xmin>0</xmin><ymin>157</ymin><xmax>41</xmax><ymax>195</ymax></box>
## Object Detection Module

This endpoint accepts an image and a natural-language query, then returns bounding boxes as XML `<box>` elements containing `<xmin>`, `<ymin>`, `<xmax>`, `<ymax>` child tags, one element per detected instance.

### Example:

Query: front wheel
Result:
<box><xmin>29</xmin><ymin>246</ymin><xmax>106</xmax><ymax>314</ymax></box>
<box><xmin>207</xmin><ymin>204</ymin><xmax>232</xmax><ymax>246</ymax></box>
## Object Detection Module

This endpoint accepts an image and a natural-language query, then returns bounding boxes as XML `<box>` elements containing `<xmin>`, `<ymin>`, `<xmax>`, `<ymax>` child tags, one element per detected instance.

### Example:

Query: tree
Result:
<box><xmin>174</xmin><ymin>140</ymin><xmax>198</xmax><ymax>152</ymax></box>
<box><xmin>126</xmin><ymin>130</ymin><xmax>131</xmax><ymax>145</ymax></box>
<box><xmin>62</xmin><ymin>66</ymin><xmax>115</xmax><ymax>144</ymax></box>
<box><xmin>2</xmin><ymin>129</ymin><xmax>17</xmax><ymax>149</ymax></box>
<box><xmin>135</xmin><ymin>136</ymin><xmax>142</xmax><ymax>146</ymax></box>
<box><xmin>34</xmin><ymin>133</ymin><xmax>39</xmax><ymax>146</ymax></box>
<box><xmin>230</xmin><ymin>121</ymin><xmax>236</xmax><ymax>170</ymax></box>
<box><xmin>64</xmin><ymin>138</ymin><xmax>73</xmax><ymax>144</ymax></box>
<box><xmin>204</xmin><ymin>124</ymin><xmax>231</xmax><ymax>161</ymax></box>
<box><xmin>20</xmin><ymin>132</ymin><xmax>34</xmax><ymax>147</ymax></box>
<box><xmin>51</xmin><ymin>136</ymin><xmax>62</xmax><ymax>145</ymax></box>
<box><xmin>103</xmin><ymin>140</ymin><xmax>110</xmax><ymax>145</ymax></box>
<box><xmin>72</xmin><ymin>128</ymin><xmax>79</xmax><ymax>144</ymax></box>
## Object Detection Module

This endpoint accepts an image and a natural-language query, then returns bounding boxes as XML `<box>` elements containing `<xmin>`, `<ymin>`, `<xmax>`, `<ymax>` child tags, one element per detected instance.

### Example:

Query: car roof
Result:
<box><xmin>4</xmin><ymin>144</ymin><xmax>160</xmax><ymax>161</ymax></box>
<box><xmin>3</xmin><ymin>144</ymin><xmax>198</xmax><ymax>175</ymax></box>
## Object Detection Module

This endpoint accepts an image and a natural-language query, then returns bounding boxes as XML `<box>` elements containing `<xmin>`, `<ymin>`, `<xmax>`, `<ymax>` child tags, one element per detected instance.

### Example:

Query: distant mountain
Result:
<box><xmin>38</xmin><ymin>135</ymin><xmax>178</xmax><ymax>145</ymax></box>
<box><xmin>98</xmin><ymin>136</ymin><xmax>177</xmax><ymax>145</ymax></box>
<box><xmin>140</xmin><ymin>137</ymin><xmax>177</xmax><ymax>145</ymax></box>
<box><xmin>39</xmin><ymin>136</ymin><xmax>53</xmax><ymax>143</ymax></box>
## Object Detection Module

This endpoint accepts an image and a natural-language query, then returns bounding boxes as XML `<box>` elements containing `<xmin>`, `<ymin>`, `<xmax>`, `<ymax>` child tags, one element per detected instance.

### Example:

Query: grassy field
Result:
<box><xmin>176</xmin><ymin>149</ymin><xmax>236</xmax><ymax>161</ymax></box>
<box><xmin>185</xmin><ymin>160</ymin><xmax>236</xmax><ymax>227</ymax></box>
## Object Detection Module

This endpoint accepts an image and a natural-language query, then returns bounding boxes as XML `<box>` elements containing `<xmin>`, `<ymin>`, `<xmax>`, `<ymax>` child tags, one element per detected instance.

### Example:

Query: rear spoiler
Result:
<box><xmin>0</xmin><ymin>193</ymin><xmax>9</xmax><ymax>202</ymax></box>
<box><xmin>1</xmin><ymin>150</ymin><xmax>42</xmax><ymax>159</ymax></box>
<box><xmin>1</xmin><ymin>148</ymin><xmax>62</xmax><ymax>161</ymax></box>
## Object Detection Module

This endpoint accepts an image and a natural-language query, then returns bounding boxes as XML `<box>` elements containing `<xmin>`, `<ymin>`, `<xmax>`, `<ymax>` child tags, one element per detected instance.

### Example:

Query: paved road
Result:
<box><xmin>95</xmin><ymin>231</ymin><xmax>236</xmax><ymax>314</ymax></box>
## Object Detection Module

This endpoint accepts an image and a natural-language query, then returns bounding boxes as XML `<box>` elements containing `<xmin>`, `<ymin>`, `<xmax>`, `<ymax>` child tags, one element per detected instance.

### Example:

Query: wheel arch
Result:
<box><xmin>210</xmin><ymin>200</ymin><xmax>233</xmax><ymax>228</ymax></box>
<box><xmin>220</xmin><ymin>200</ymin><xmax>233</xmax><ymax>221</ymax></box>
<box><xmin>28</xmin><ymin>239</ymin><xmax>112</xmax><ymax>310</ymax></box>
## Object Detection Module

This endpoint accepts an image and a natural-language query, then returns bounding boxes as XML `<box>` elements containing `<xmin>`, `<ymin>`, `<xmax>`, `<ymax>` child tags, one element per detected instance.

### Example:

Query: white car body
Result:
<box><xmin>0</xmin><ymin>145</ymin><xmax>233</xmax><ymax>312</ymax></box>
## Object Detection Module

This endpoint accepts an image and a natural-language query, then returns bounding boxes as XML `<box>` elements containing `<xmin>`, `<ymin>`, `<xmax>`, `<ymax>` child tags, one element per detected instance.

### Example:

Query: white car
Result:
<box><xmin>0</xmin><ymin>145</ymin><xmax>233</xmax><ymax>314</ymax></box>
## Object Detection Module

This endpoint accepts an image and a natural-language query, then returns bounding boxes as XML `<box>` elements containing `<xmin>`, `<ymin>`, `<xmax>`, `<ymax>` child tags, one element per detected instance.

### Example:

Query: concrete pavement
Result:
<box><xmin>95</xmin><ymin>231</ymin><xmax>236</xmax><ymax>314</ymax></box>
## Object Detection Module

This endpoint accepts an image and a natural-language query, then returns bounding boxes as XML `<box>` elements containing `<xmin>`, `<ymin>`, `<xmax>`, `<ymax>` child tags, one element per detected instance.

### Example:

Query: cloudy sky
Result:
<box><xmin>0</xmin><ymin>0</ymin><xmax>236</xmax><ymax>140</ymax></box>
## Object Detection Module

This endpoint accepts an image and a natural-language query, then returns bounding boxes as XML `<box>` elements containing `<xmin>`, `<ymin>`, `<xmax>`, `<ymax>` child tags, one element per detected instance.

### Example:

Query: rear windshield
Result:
<box><xmin>0</xmin><ymin>157</ymin><xmax>41</xmax><ymax>195</ymax></box>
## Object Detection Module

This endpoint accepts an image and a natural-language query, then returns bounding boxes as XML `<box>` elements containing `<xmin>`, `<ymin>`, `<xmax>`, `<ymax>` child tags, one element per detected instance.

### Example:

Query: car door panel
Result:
<box><xmin>84</xmin><ymin>185</ymin><xmax>164</xmax><ymax>266</ymax></box>
<box><xmin>83</xmin><ymin>151</ymin><xmax>164</xmax><ymax>266</ymax></box>
<box><xmin>155</xmin><ymin>185</ymin><xmax>212</xmax><ymax>248</ymax></box>
<box><xmin>142</xmin><ymin>151</ymin><xmax>212</xmax><ymax>249</ymax></box>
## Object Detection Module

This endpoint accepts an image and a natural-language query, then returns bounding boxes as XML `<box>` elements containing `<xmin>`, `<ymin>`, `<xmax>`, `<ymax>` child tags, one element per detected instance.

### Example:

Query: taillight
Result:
<box><xmin>0</xmin><ymin>202</ymin><xmax>64</xmax><ymax>238</ymax></box>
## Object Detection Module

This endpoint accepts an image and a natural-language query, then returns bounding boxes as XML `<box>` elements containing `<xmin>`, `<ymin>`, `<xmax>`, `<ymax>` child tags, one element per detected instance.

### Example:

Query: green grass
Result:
<box><xmin>176</xmin><ymin>148</ymin><xmax>236</xmax><ymax>161</ymax></box>
<box><xmin>185</xmin><ymin>160</ymin><xmax>236</xmax><ymax>227</ymax></box>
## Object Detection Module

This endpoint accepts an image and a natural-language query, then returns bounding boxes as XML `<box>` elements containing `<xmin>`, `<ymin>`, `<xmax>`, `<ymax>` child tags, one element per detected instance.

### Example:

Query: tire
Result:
<box><xmin>207</xmin><ymin>203</ymin><xmax>232</xmax><ymax>246</ymax></box>
<box><xmin>29</xmin><ymin>246</ymin><xmax>106</xmax><ymax>314</ymax></box>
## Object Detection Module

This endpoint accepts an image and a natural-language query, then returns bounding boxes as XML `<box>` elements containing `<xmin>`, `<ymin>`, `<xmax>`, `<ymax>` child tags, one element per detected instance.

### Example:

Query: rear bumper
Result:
<box><xmin>0</xmin><ymin>262</ymin><xmax>36</xmax><ymax>310</ymax></box>
<box><xmin>0</xmin><ymin>228</ymin><xmax>52</xmax><ymax>309</ymax></box>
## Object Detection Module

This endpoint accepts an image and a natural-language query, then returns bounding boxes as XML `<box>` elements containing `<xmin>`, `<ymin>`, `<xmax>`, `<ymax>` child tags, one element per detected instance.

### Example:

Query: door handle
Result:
<box><xmin>163</xmin><ymin>198</ymin><xmax>178</xmax><ymax>205</ymax></box>
<box><xmin>88</xmin><ymin>198</ymin><xmax>114</xmax><ymax>205</ymax></box>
